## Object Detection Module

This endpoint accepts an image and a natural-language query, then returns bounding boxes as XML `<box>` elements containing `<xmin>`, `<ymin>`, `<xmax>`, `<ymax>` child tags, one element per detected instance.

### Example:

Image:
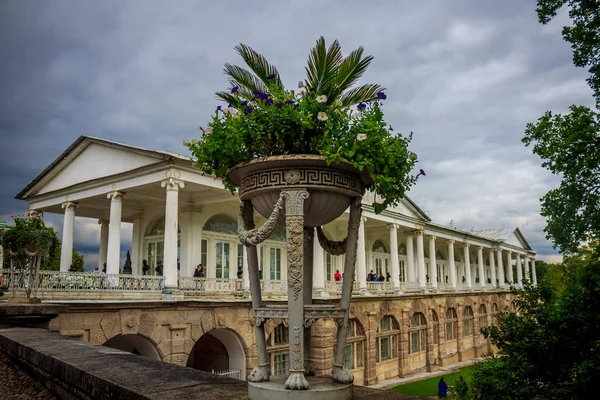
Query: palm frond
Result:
<box><xmin>215</xmin><ymin>91</ymin><xmax>240</xmax><ymax>106</ymax></box>
<box><xmin>334</xmin><ymin>47</ymin><xmax>374</xmax><ymax>98</ymax></box>
<box><xmin>235</xmin><ymin>43</ymin><xmax>284</xmax><ymax>91</ymax></box>
<box><xmin>339</xmin><ymin>83</ymin><xmax>386</xmax><ymax>106</ymax></box>
<box><xmin>224</xmin><ymin>63</ymin><xmax>269</xmax><ymax>94</ymax></box>
<box><xmin>304</xmin><ymin>37</ymin><xmax>342</xmax><ymax>93</ymax></box>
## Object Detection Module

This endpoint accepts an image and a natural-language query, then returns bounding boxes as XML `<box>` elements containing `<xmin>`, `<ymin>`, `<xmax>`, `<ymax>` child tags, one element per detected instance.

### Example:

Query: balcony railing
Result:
<box><xmin>323</xmin><ymin>281</ymin><xmax>360</xmax><ymax>295</ymax></box>
<box><xmin>2</xmin><ymin>270</ymin><xmax>164</xmax><ymax>293</ymax></box>
<box><xmin>178</xmin><ymin>277</ymin><xmax>243</xmax><ymax>296</ymax></box>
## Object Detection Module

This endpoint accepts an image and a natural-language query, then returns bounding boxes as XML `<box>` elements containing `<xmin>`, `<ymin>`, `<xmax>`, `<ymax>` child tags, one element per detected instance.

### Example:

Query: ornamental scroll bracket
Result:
<box><xmin>315</xmin><ymin>226</ymin><xmax>347</xmax><ymax>256</ymax></box>
<box><xmin>237</xmin><ymin>195</ymin><xmax>285</xmax><ymax>246</ymax></box>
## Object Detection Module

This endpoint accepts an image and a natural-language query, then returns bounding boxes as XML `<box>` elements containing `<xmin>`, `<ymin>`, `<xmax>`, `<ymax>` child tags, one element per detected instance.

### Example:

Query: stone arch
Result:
<box><xmin>94</xmin><ymin>310</ymin><xmax>163</xmax><ymax>349</ymax></box>
<box><xmin>103</xmin><ymin>334</ymin><xmax>161</xmax><ymax>360</ymax></box>
<box><xmin>144</xmin><ymin>214</ymin><xmax>181</xmax><ymax>236</ymax></box>
<box><xmin>187</xmin><ymin>327</ymin><xmax>247</xmax><ymax>379</ymax></box>
<box><xmin>372</xmin><ymin>239</ymin><xmax>389</xmax><ymax>253</ymax></box>
<box><xmin>202</xmin><ymin>213</ymin><xmax>238</xmax><ymax>234</ymax></box>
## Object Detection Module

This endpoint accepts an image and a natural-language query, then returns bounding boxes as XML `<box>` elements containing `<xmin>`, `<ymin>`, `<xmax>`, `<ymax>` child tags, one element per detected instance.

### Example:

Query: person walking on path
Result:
<box><xmin>437</xmin><ymin>377</ymin><xmax>448</xmax><ymax>398</ymax></box>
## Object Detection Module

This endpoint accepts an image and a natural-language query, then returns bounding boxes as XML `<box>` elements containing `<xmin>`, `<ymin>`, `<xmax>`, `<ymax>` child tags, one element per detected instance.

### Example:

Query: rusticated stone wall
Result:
<box><xmin>49</xmin><ymin>291</ymin><xmax>511</xmax><ymax>386</ymax></box>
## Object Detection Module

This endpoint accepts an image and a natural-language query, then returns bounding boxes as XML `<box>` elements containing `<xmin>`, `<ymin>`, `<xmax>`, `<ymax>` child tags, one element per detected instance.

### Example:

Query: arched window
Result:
<box><xmin>267</xmin><ymin>323</ymin><xmax>289</xmax><ymax>376</ymax></box>
<box><xmin>478</xmin><ymin>304</ymin><xmax>488</xmax><ymax>331</ymax></box>
<box><xmin>203</xmin><ymin>214</ymin><xmax>238</xmax><ymax>234</ymax></box>
<box><xmin>398</xmin><ymin>244</ymin><xmax>407</xmax><ymax>255</ymax></box>
<box><xmin>147</xmin><ymin>216</ymin><xmax>165</xmax><ymax>236</ymax></box>
<box><xmin>445</xmin><ymin>308</ymin><xmax>458</xmax><ymax>340</ymax></box>
<box><xmin>271</xmin><ymin>224</ymin><xmax>286</xmax><ymax>241</ymax></box>
<box><xmin>491</xmin><ymin>303</ymin><xmax>499</xmax><ymax>325</ymax></box>
<box><xmin>342</xmin><ymin>319</ymin><xmax>365</xmax><ymax>370</ymax></box>
<box><xmin>432</xmin><ymin>310</ymin><xmax>440</xmax><ymax>345</ymax></box>
<box><xmin>372</xmin><ymin>240</ymin><xmax>388</xmax><ymax>253</ymax></box>
<box><xmin>436</xmin><ymin>250</ymin><xmax>445</xmax><ymax>260</ymax></box>
<box><xmin>376</xmin><ymin>315</ymin><xmax>399</xmax><ymax>362</ymax></box>
<box><xmin>409</xmin><ymin>313</ymin><xmax>427</xmax><ymax>354</ymax></box>
<box><xmin>463</xmin><ymin>306</ymin><xmax>474</xmax><ymax>336</ymax></box>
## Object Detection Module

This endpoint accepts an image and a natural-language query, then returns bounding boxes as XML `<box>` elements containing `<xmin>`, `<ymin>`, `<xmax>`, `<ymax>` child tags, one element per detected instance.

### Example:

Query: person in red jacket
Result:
<box><xmin>334</xmin><ymin>269</ymin><xmax>342</xmax><ymax>281</ymax></box>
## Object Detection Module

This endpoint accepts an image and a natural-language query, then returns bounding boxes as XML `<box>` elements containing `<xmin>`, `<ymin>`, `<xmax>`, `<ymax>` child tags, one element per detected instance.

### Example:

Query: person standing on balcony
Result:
<box><xmin>142</xmin><ymin>260</ymin><xmax>150</xmax><ymax>275</ymax></box>
<box><xmin>155</xmin><ymin>260</ymin><xmax>163</xmax><ymax>276</ymax></box>
<box><xmin>334</xmin><ymin>270</ymin><xmax>342</xmax><ymax>281</ymax></box>
<box><xmin>194</xmin><ymin>264</ymin><xmax>204</xmax><ymax>278</ymax></box>
<box><xmin>386</xmin><ymin>272</ymin><xmax>391</xmax><ymax>282</ymax></box>
<box><xmin>378</xmin><ymin>272</ymin><xmax>385</xmax><ymax>282</ymax></box>
<box><xmin>367</xmin><ymin>270</ymin><xmax>375</xmax><ymax>281</ymax></box>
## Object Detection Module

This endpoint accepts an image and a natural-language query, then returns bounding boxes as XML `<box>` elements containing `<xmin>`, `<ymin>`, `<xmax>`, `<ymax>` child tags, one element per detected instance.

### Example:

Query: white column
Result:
<box><xmin>516</xmin><ymin>254</ymin><xmax>523</xmax><ymax>288</ymax></box>
<box><xmin>357</xmin><ymin>217</ymin><xmax>368</xmax><ymax>291</ymax></box>
<box><xmin>463</xmin><ymin>243</ymin><xmax>472</xmax><ymax>289</ymax></box>
<box><xmin>60</xmin><ymin>202</ymin><xmax>78</xmax><ymax>272</ymax></box>
<box><xmin>242</xmin><ymin>246</ymin><xmax>250</xmax><ymax>290</ymax></box>
<box><xmin>389</xmin><ymin>224</ymin><xmax>400</xmax><ymax>289</ymax></box>
<box><xmin>531</xmin><ymin>258</ymin><xmax>537</xmax><ymax>285</ymax></box>
<box><xmin>313</xmin><ymin>235</ymin><xmax>325</xmax><ymax>292</ymax></box>
<box><xmin>448</xmin><ymin>240</ymin><xmax>457</xmax><ymax>289</ymax></box>
<box><xmin>416</xmin><ymin>230</ymin><xmax>426</xmax><ymax>289</ymax></box>
<box><xmin>524</xmin><ymin>257</ymin><xmax>531</xmax><ymax>282</ymax></box>
<box><xmin>98</xmin><ymin>219</ymin><xmax>109</xmax><ymax>271</ymax></box>
<box><xmin>477</xmin><ymin>247</ymin><xmax>485</xmax><ymax>289</ymax></box>
<box><xmin>106</xmin><ymin>192</ymin><xmax>125</xmax><ymax>274</ymax></box>
<box><xmin>131</xmin><ymin>212</ymin><xmax>143</xmax><ymax>275</ymax></box>
<box><xmin>161</xmin><ymin>172</ymin><xmax>185</xmax><ymax>289</ymax></box>
<box><xmin>406</xmin><ymin>235</ymin><xmax>415</xmax><ymax>284</ymax></box>
<box><xmin>489</xmin><ymin>248</ymin><xmax>497</xmax><ymax>288</ymax></box>
<box><xmin>506</xmin><ymin>251</ymin><xmax>513</xmax><ymax>285</ymax></box>
<box><xmin>496</xmin><ymin>249</ymin><xmax>505</xmax><ymax>288</ymax></box>
<box><xmin>428</xmin><ymin>235</ymin><xmax>437</xmax><ymax>289</ymax></box>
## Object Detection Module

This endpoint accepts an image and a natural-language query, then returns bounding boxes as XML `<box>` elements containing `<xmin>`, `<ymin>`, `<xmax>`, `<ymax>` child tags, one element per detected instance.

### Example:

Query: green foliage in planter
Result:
<box><xmin>187</xmin><ymin>37</ymin><xmax>420</xmax><ymax>214</ymax></box>
<box><xmin>0</xmin><ymin>216</ymin><xmax>55</xmax><ymax>267</ymax></box>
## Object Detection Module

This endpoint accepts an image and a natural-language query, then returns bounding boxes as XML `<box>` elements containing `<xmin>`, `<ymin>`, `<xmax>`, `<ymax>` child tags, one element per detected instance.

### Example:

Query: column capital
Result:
<box><xmin>61</xmin><ymin>201</ymin><xmax>78</xmax><ymax>209</ymax></box>
<box><xmin>463</xmin><ymin>241</ymin><xmax>470</xmax><ymax>248</ymax></box>
<box><xmin>447</xmin><ymin>239</ymin><xmax>455</xmax><ymax>244</ymax></box>
<box><xmin>162</xmin><ymin>169</ymin><xmax>185</xmax><ymax>192</ymax></box>
<box><xmin>107</xmin><ymin>191</ymin><xmax>126</xmax><ymax>200</ymax></box>
<box><xmin>428</xmin><ymin>234</ymin><xmax>437</xmax><ymax>241</ymax></box>
<box><xmin>98</xmin><ymin>219</ymin><xmax>109</xmax><ymax>226</ymax></box>
<box><xmin>387</xmin><ymin>223</ymin><xmax>398</xmax><ymax>231</ymax></box>
<box><xmin>478</xmin><ymin>246</ymin><xmax>484</xmax><ymax>251</ymax></box>
<box><xmin>361</xmin><ymin>216</ymin><xmax>368</xmax><ymax>223</ymax></box>
<box><xmin>413</xmin><ymin>229</ymin><xmax>424</xmax><ymax>236</ymax></box>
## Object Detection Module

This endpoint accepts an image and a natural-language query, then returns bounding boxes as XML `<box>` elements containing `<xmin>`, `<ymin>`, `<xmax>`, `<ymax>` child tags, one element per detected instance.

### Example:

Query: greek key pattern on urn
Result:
<box><xmin>239</xmin><ymin>168</ymin><xmax>363</xmax><ymax>195</ymax></box>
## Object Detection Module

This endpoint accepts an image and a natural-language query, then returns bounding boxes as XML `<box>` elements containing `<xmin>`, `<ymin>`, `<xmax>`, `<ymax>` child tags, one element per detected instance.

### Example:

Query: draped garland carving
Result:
<box><xmin>315</xmin><ymin>226</ymin><xmax>347</xmax><ymax>255</ymax></box>
<box><xmin>236</xmin><ymin>195</ymin><xmax>284</xmax><ymax>246</ymax></box>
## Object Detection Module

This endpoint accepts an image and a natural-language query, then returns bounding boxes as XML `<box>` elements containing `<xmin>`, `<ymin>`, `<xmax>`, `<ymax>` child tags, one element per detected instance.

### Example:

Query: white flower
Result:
<box><xmin>333</xmin><ymin>100</ymin><xmax>342</xmax><ymax>107</ymax></box>
<box><xmin>182</xmin><ymin>139</ymin><xmax>190</xmax><ymax>146</ymax></box>
<box><xmin>192</xmin><ymin>139</ymin><xmax>199</xmax><ymax>145</ymax></box>
<box><xmin>316</xmin><ymin>95</ymin><xmax>328</xmax><ymax>103</ymax></box>
<box><xmin>357</xmin><ymin>133</ymin><xmax>367</xmax><ymax>141</ymax></box>
<box><xmin>224</xmin><ymin>107</ymin><xmax>236</xmax><ymax>115</ymax></box>
<box><xmin>298</xmin><ymin>81</ymin><xmax>305</xmax><ymax>88</ymax></box>
<box><xmin>317</xmin><ymin>112</ymin><xmax>328</xmax><ymax>121</ymax></box>
<box><xmin>205</xmin><ymin>127</ymin><xmax>213</xmax><ymax>135</ymax></box>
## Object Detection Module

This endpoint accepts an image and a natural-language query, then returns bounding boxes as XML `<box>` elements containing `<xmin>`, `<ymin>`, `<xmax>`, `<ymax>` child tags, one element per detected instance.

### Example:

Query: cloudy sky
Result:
<box><xmin>0</xmin><ymin>0</ymin><xmax>593</xmax><ymax>268</ymax></box>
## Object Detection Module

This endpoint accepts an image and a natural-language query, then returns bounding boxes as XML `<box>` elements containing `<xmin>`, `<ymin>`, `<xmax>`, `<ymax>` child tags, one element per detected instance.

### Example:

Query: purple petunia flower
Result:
<box><xmin>275</xmin><ymin>103</ymin><xmax>283</xmax><ymax>108</ymax></box>
<box><xmin>357</xmin><ymin>103</ymin><xmax>366</xmax><ymax>111</ymax></box>
<box><xmin>266</xmin><ymin>98</ymin><xmax>273</xmax><ymax>106</ymax></box>
<box><xmin>258</xmin><ymin>93</ymin><xmax>269</xmax><ymax>100</ymax></box>
<box><xmin>241</xmin><ymin>100</ymin><xmax>248</xmax><ymax>106</ymax></box>
<box><xmin>231</xmin><ymin>86</ymin><xmax>239</xmax><ymax>94</ymax></box>
<box><xmin>252</xmin><ymin>90</ymin><xmax>260</xmax><ymax>95</ymax></box>
<box><xmin>227</xmin><ymin>103</ymin><xmax>232</xmax><ymax>107</ymax></box>
<box><xmin>216</xmin><ymin>105</ymin><xmax>222</xmax><ymax>111</ymax></box>
<box><xmin>244</xmin><ymin>107</ymin><xmax>254</xmax><ymax>114</ymax></box>
<box><xmin>285</xmin><ymin>99</ymin><xmax>295</xmax><ymax>105</ymax></box>
<box><xmin>267</xmin><ymin>73</ymin><xmax>276</xmax><ymax>79</ymax></box>
<box><xmin>294</xmin><ymin>104</ymin><xmax>299</xmax><ymax>109</ymax></box>
<box><xmin>251</xmin><ymin>96</ymin><xmax>257</xmax><ymax>101</ymax></box>
<box><xmin>377</xmin><ymin>91</ymin><xmax>387</xmax><ymax>100</ymax></box>
<box><xmin>419</xmin><ymin>169</ymin><xmax>426</xmax><ymax>177</ymax></box>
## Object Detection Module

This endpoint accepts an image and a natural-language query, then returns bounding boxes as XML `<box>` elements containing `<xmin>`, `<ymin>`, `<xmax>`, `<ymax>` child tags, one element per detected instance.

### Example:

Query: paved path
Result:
<box><xmin>368</xmin><ymin>358</ymin><xmax>483</xmax><ymax>390</ymax></box>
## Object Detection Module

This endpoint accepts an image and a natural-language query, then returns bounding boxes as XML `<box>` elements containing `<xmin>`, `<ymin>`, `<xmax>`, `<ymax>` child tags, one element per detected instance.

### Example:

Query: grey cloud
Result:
<box><xmin>0</xmin><ymin>0</ymin><xmax>589</xmax><ymax>261</ymax></box>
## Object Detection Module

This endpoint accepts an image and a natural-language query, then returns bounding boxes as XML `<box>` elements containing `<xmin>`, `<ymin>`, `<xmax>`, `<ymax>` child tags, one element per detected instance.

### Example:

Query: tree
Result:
<box><xmin>537</xmin><ymin>0</ymin><xmax>600</xmax><ymax>106</ymax></box>
<box><xmin>216</xmin><ymin>36</ymin><xmax>385</xmax><ymax>107</ymax></box>
<box><xmin>522</xmin><ymin>105</ymin><xmax>600</xmax><ymax>253</ymax></box>
<box><xmin>471</xmin><ymin>248</ymin><xmax>600</xmax><ymax>400</ymax></box>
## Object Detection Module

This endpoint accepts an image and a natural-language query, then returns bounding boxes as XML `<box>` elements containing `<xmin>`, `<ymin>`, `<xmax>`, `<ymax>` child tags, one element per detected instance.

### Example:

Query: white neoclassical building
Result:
<box><xmin>15</xmin><ymin>136</ymin><xmax>537</xmax><ymax>296</ymax></box>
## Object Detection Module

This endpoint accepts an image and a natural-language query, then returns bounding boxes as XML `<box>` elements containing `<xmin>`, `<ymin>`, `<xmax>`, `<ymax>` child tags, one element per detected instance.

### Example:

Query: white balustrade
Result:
<box><xmin>367</xmin><ymin>281</ymin><xmax>394</xmax><ymax>294</ymax></box>
<box><xmin>179</xmin><ymin>277</ymin><xmax>243</xmax><ymax>296</ymax></box>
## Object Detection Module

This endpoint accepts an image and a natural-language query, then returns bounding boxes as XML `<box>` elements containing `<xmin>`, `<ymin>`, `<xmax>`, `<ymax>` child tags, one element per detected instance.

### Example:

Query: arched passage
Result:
<box><xmin>187</xmin><ymin>328</ymin><xmax>246</xmax><ymax>379</ymax></box>
<box><xmin>103</xmin><ymin>334</ymin><xmax>160</xmax><ymax>360</ymax></box>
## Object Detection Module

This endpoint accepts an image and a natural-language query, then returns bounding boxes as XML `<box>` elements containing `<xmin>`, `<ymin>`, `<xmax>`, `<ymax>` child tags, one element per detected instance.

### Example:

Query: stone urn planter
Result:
<box><xmin>228</xmin><ymin>155</ymin><xmax>369</xmax><ymax>399</ymax></box>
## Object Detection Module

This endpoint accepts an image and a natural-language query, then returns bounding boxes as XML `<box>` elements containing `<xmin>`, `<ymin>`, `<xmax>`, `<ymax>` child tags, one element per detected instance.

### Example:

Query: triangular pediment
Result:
<box><xmin>362</xmin><ymin>191</ymin><xmax>430</xmax><ymax>221</ymax></box>
<box><xmin>504</xmin><ymin>228</ymin><xmax>532</xmax><ymax>251</ymax></box>
<box><xmin>18</xmin><ymin>136</ymin><xmax>170</xmax><ymax>199</ymax></box>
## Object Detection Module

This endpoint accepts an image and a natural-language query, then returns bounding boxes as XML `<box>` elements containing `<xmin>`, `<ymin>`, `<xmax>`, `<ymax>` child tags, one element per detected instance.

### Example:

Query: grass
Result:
<box><xmin>389</xmin><ymin>365</ymin><xmax>475</xmax><ymax>397</ymax></box>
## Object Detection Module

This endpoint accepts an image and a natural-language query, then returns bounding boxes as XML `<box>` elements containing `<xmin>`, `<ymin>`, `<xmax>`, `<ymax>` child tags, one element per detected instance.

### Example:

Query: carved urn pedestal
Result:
<box><xmin>228</xmin><ymin>155</ymin><xmax>369</xmax><ymax>400</ymax></box>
